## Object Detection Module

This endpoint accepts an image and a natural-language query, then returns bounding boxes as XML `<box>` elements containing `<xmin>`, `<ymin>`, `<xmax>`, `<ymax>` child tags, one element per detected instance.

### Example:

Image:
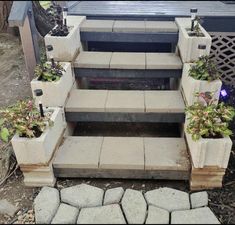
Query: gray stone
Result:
<box><xmin>145</xmin><ymin>188</ymin><xmax>190</xmax><ymax>212</ymax></box>
<box><xmin>61</xmin><ymin>184</ymin><xmax>104</xmax><ymax>208</ymax></box>
<box><xmin>121</xmin><ymin>189</ymin><xmax>147</xmax><ymax>224</ymax></box>
<box><xmin>104</xmin><ymin>187</ymin><xmax>125</xmax><ymax>205</ymax></box>
<box><xmin>146</xmin><ymin>206</ymin><xmax>169</xmax><ymax>224</ymax></box>
<box><xmin>77</xmin><ymin>204</ymin><xmax>126</xmax><ymax>224</ymax></box>
<box><xmin>171</xmin><ymin>207</ymin><xmax>220</xmax><ymax>224</ymax></box>
<box><xmin>51</xmin><ymin>203</ymin><xmax>79</xmax><ymax>224</ymax></box>
<box><xmin>0</xmin><ymin>199</ymin><xmax>19</xmax><ymax>217</ymax></box>
<box><xmin>190</xmin><ymin>192</ymin><xmax>208</xmax><ymax>209</ymax></box>
<box><xmin>34</xmin><ymin>187</ymin><xmax>60</xmax><ymax>224</ymax></box>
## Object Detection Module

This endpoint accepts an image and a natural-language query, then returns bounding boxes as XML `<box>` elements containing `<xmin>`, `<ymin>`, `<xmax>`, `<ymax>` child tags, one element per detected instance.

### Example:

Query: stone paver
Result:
<box><xmin>104</xmin><ymin>187</ymin><xmax>125</xmax><ymax>205</ymax></box>
<box><xmin>145</xmin><ymin>91</ymin><xmax>185</xmax><ymax>113</ymax></box>
<box><xmin>51</xmin><ymin>203</ymin><xmax>79</xmax><ymax>224</ymax></box>
<box><xmin>105</xmin><ymin>90</ymin><xmax>145</xmax><ymax>112</ymax></box>
<box><xmin>0</xmin><ymin>199</ymin><xmax>19</xmax><ymax>217</ymax></box>
<box><xmin>190</xmin><ymin>192</ymin><xmax>209</xmax><ymax>209</ymax></box>
<box><xmin>81</xmin><ymin>20</ymin><xmax>114</xmax><ymax>32</ymax></box>
<box><xmin>75</xmin><ymin>51</ymin><xmax>112</xmax><ymax>68</ymax></box>
<box><xmin>145</xmin><ymin>188</ymin><xmax>190</xmax><ymax>212</ymax></box>
<box><xmin>66</xmin><ymin>89</ymin><xmax>108</xmax><ymax>112</ymax></box>
<box><xmin>113</xmin><ymin>20</ymin><xmax>145</xmax><ymax>33</ymax></box>
<box><xmin>121</xmin><ymin>189</ymin><xmax>147</xmax><ymax>224</ymax></box>
<box><xmin>77</xmin><ymin>204</ymin><xmax>126</xmax><ymax>224</ymax></box>
<box><xmin>61</xmin><ymin>184</ymin><xmax>104</xmax><ymax>208</ymax></box>
<box><xmin>54</xmin><ymin>137</ymin><xmax>103</xmax><ymax>169</ymax></box>
<box><xmin>171</xmin><ymin>207</ymin><xmax>220</xmax><ymax>224</ymax></box>
<box><xmin>34</xmin><ymin>187</ymin><xmax>60</xmax><ymax>224</ymax></box>
<box><xmin>146</xmin><ymin>53</ymin><xmax>182</xmax><ymax>69</ymax></box>
<box><xmin>110</xmin><ymin>52</ymin><xmax>146</xmax><ymax>69</ymax></box>
<box><xmin>144</xmin><ymin>138</ymin><xmax>189</xmax><ymax>171</ymax></box>
<box><xmin>100</xmin><ymin>137</ymin><xmax>145</xmax><ymax>170</ymax></box>
<box><xmin>145</xmin><ymin>21</ymin><xmax>178</xmax><ymax>32</ymax></box>
<box><xmin>145</xmin><ymin>206</ymin><xmax>169</xmax><ymax>224</ymax></box>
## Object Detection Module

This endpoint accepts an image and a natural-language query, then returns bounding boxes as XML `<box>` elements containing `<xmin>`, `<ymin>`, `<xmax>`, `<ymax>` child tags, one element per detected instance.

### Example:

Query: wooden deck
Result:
<box><xmin>68</xmin><ymin>1</ymin><xmax>235</xmax><ymax>32</ymax></box>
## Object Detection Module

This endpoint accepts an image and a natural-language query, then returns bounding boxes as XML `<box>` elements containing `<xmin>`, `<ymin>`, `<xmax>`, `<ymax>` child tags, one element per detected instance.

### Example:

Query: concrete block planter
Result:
<box><xmin>181</xmin><ymin>63</ymin><xmax>222</xmax><ymax>105</ymax></box>
<box><xmin>11</xmin><ymin>108</ymin><xmax>65</xmax><ymax>165</ymax></box>
<box><xmin>44</xmin><ymin>16</ymin><xmax>85</xmax><ymax>62</ymax></box>
<box><xmin>185</xmin><ymin>129</ymin><xmax>233</xmax><ymax>169</ymax></box>
<box><xmin>175</xmin><ymin>18</ymin><xmax>212</xmax><ymax>63</ymax></box>
<box><xmin>31</xmin><ymin>62</ymin><xmax>74</xmax><ymax>107</ymax></box>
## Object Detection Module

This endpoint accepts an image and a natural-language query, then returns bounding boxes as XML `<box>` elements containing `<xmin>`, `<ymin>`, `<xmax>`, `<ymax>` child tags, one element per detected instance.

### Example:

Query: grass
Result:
<box><xmin>39</xmin><ymin>1</ymin><xmax>51</xmax><ymax>9</ymax></box>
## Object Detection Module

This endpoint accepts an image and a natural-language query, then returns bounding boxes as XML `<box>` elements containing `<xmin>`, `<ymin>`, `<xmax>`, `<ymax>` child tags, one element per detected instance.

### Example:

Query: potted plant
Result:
<box><xmin>44</xmin><ymin>4</ymin><xmax>85</xmax><ymax>62</ymax></box>
<box><xmin>31</xmin><ymin>60</ymin><xmax>74</xmax><ymax>107</ymax></box>
<box><xmin>0</xmin><ymin>100</ymin><xmax>65</xmax><ymax>165</ymax></box>
<box><xmin>185</xmin><ymin>92</ymin><xmax>235</xmax><ymax>168</ymax></box>
<box><xmin>181</xmin><ymin>55</ymin><xmax>222</xmax><ymax>105</ymax></box>
<box><xmin>175</xmin><ymin>17</ymin><xmax>212</xmax><ymax>63</ymax></box>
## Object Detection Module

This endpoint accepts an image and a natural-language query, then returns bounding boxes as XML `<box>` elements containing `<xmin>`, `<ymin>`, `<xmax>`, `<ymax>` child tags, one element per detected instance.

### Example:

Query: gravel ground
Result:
<box><xmin>0</xmin><ymin>33</ymin><xmax>234</xmax><ymax>224</ymax></box>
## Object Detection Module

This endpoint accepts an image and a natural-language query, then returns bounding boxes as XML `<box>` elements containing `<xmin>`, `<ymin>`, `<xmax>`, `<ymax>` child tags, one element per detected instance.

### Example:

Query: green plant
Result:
<box><xmin>0</xmin><ymin>100</ymin><xmax>53</xmax><ymax>143</ymax></box>
<box><xmin>193</xmin><ymin>16</ymin><xmax>202</xmax><ymax>37</ymax></box>
<box><xmin>189</xmin><ymin>56</ymin><xmax>220</xmax><ymax>81</ymax></box>
<box><xmin>34</xmin><ymin>62</ymin><xmax>65</xmax><ymax>82</ymax></box>
<box><xmin>186</xmin><ymin>92</ymin><xmax>235</xmax><ymax>141</ymax></box>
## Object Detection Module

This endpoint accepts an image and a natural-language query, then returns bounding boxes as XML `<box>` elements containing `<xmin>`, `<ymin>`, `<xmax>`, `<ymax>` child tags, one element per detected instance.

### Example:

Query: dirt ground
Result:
<box><xmin>0</xmin><ymin>33</ymin><xmax>235</xmax><ymax>224</ymax></box>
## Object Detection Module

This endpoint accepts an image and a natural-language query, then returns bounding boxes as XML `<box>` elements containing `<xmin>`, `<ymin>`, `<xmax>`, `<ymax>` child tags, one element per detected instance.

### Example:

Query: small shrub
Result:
<box><xmin>189</xmin><ymin>56</ymin><xmax>220</xmax><ymax>81</ymax></box>
<box><xmin>34</xmin><ymin>62</ymin><xmax>65</xmax><ymax>82</ymax></box>
<box><xmin>0</xmin><ymin>100</ymin><xmax>53</xmax><ymax>143</ymax></box>
<box><xmin>186</xmin><ymin>92</ymin><xmax>235</xmax><ymax>141</ymax></box>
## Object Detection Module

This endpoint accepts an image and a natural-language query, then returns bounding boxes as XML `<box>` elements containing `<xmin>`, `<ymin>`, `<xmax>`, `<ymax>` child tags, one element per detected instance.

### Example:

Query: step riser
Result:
<box><xmin>53</xmin><ymin>168</ymin><xmax>190</xmax><ymax>180</ymax></box>
<box><xmin>65</xmin><ymin>112</ymin><xmax>185</xmax><ymax>123</ymax></box>
<box><xmin>75</xmin><ymin>68</ymin><xmax>182</xmax><ymax>79</ymax></box>
<box><xmin>81</xmin><ymin>32</ymin><xmax>178</xmax><ymax>44</ymax></box>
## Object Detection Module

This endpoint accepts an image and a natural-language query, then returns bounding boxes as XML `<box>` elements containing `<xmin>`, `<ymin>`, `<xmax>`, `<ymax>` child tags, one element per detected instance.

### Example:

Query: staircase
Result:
<box><xmin>53</xmin><ymin>19</ymin><xmax>191</xmax><ymax>181</ymax></box>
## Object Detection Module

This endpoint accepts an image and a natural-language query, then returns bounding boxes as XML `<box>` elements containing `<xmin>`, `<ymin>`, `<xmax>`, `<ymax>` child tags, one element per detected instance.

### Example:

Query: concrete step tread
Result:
<box><xmin>65</xmin><ymin>89</ymin><xmax>185</xmax><ymax>113</ymax></box>
<box><xmin>53</xmin><ymin>137</ymin><xmax>190</xmax><ymax>171</ymax></box>
<box><xmin>80</xmin><ymin>20</ymin><xmax>178</xmax><ymax>33</ymax></box>
<box><xmin>74</xmin><ymin>52</ymin><xmax>182</xmax><ymax>70</ymax></box>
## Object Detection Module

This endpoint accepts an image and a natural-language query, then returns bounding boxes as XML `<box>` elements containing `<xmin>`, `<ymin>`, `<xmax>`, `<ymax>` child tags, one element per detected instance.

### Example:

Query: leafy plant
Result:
<box><xmin>0</xmin><ymin>100</ymin><xmax>53</xmax><ymax>143</ymax></box>
<box><xmin>189</xmin><ymin>56</ymin><xmax>220</xmax><ymax>81</ymax></box>
<box><xmin>186</xmin><ymin>92</ymin><xmax>235</xmax><ymax>141</ymax></box>
<box><xmin>193</xmin><ymin>16</ymin><xmax>202</xmax><ymax>37</ymax></box>
<box><xmin>34</xmin><ymin>62</ymin><xmax>65</xmax><ymax>82</ymax></box>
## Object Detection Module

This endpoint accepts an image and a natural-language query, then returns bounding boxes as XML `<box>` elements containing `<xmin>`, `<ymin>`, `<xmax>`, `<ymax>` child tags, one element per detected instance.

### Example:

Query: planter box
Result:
<box><xmin>31</xmin><ymin>62</ymin><xmax>74</xmax><ymax>107</ymax></box>
<box><xmin>175</xmin><ymin>18</ymin><xmax>212</xmax><ymax>63</ymax></box>
<box><xmin>185</xmin><ymin>128</ymin><xmax>233</xmax><ymax>169</ymax></box>
<box><xmin>181</xmin><ymin>63</ymin><xmax>222</xmax><ymax>105</ymax></box>
<box><xmin>11</xmin><ymin>108</ymin><xmax>65</xmax><ymax>165</ymax></box>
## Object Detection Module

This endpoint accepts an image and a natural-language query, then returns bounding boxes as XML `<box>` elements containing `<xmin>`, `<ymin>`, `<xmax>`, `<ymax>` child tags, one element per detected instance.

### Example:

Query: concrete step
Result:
<box><xmin>53</xmin><ymin>137</ymin><xmax>190</xmax><ymax>180</ymax></box>
<box><xmin>65</xmin><ymin>89</ymin><xmax>185</xmax><ymax>123</ymax></box>
<box><xmin>80</xmin><ymin>20</ymin><xmax>178</xmax><ymax>33</ymax></box>
<box><xmin>74</xmin><ymin>52</ymin><xmax>182</xmax><ymax>70</ymax></box>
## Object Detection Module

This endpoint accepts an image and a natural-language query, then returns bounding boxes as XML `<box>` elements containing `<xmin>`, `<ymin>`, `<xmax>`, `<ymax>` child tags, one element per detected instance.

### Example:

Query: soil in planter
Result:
<box><xmin>186</xmin><ymin>28</ymin><xmax>205</xmax><ymax>37</ymax></box>
<box><xmin>19</xmin><ymin>126</ymin><xmax>43</xmax><ymax>138</ymax></box>
<box><xmin>202</xmin><ymin>133</ymin><xmax>224</xmax><ymax>139</ymax></box>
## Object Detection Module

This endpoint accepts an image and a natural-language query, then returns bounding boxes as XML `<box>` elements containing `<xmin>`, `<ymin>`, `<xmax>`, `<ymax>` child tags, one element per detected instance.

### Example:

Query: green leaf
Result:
<box><xmin>0</xmin><ymin>128</ymin><xmax>10</xmax><ymax>143</ymax></box>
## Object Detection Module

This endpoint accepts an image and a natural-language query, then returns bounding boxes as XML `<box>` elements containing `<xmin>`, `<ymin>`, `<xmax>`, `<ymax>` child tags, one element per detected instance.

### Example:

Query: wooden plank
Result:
<box><xmin>53</xmin><ymin>168</ymin><xmax>190</xmax><ymax>180</ymax></box>
<box><xmin>80</xmin><ymin>31</ymin><xmax>178</xmax><ymax>43</ymax></box>
<box><xmin>65</xmin><ymin>112</ymin><xmax>185</xmax><ymax>123</ymax></box>
<box><xmin>74</xmin><ymin>68</ymin><xmax>182</xmax><ymax>79</ymax></box>
<box><xmin>8</xmin><ymin>1</ymin><xmax>30</xmax><ymax>27</ymax></box>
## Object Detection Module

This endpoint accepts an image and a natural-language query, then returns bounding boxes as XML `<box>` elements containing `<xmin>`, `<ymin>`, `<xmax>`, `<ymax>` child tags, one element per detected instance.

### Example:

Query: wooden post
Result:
<box><xmin>19</xmin><ymin>14</ymin><xmax>37</xmax><ymax>80</ymax></box>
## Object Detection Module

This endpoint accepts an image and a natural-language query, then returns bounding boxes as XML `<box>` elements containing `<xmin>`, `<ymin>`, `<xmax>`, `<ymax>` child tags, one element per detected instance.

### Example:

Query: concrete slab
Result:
<box><xmin>144</xmin><ymin>138</ymin><xmax>189</xmax><ymax>171</ymax></box>
<box><xmin>80</xmin><ymin>20</ymin><xmax>114</xmax><ymax>32</ymax></box>
<box><xmin>74</xmin><ymin>51</ymin><xmax>112</xmax><ymax>68</ymax></box>
<box><xmin>145</xmin><ymin>21</ymin><xmax>178</xmax><ymax>32</ymax></box>
<box><xmin>146</xmin><ymin>53</ymin><xmax>182</xmax><ymax>69</ymax></box>
<box><xmin>100</xmin><ymin>137</ymin><xmax>145</xmax><ymax>170</ymax></box>
<box><xmin>110</xmin><ymin>52</ymin><xmax>146</xmax><ymax>69</ymax></box>
<box><xmin>53</xmin><ymin>137</ymin><xmax>103</xmax><ymax>169</ymax></box>
<box><xmin>113</xmin><ymin>20</ymin><xmax>145</xmax><ymax>33</ymax></box>
<box><xmin>105</xmin><ymin>90</ymin><xmax>145</xmax><ymax>112</ymax></box>
<box><xmin>66</xmin><ymin>90</ymin><xmax>108</xmax><ymax>112</ymax></box>
<box><xmin>145</xmin><ymin>91</ymin><xmax>185</xmax><ymax>113</ymax></box>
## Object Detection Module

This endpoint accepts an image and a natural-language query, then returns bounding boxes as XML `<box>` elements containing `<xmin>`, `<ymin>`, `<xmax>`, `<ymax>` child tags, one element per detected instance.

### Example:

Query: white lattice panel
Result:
<box><xmin>210</xmin><ymin>32</ymin><xmax>235</xmax><ymax>86</ymax></box>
